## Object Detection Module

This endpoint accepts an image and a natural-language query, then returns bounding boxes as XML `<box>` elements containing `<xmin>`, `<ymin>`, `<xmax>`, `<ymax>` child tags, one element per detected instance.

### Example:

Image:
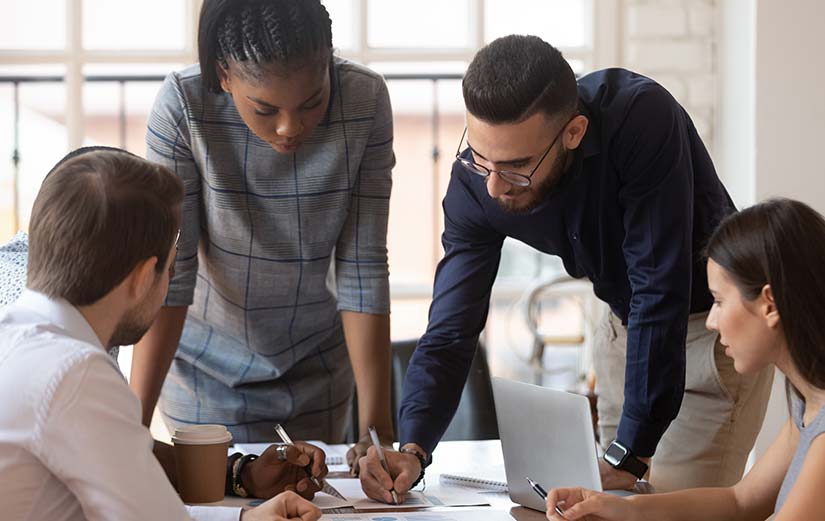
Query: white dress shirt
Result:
<box><xmin>0</xmin><ymin>290</ymin><xmax>241</xmax><ymax>521</ymax></box>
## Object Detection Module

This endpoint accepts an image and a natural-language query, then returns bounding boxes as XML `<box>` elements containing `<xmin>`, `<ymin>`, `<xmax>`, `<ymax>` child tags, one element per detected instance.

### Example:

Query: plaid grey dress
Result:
<box><xmin>146</xmin><ymin>58</ymin><xmax>394</xmax><ymax>443</ymax></box>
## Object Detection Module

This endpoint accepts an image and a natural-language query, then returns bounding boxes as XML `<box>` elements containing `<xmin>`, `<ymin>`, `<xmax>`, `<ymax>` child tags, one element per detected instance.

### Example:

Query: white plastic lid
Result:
<box><xmin>171</xmin><ymin>424</ymin><xmax>233</xmax><ymax>445</ymax></box>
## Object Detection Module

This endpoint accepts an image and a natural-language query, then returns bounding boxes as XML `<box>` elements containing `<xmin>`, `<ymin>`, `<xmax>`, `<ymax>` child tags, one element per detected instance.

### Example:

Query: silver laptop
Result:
<box><xmin>492</xmin><ymin>377</ymin><xmax>602</xmax><ymax>512</ymax></box>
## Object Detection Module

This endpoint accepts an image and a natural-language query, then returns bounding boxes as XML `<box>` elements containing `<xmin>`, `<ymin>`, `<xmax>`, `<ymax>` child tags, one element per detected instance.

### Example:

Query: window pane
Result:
<box><xmin>390</xmin><ymin>298</ymin><xmax>432</xmax><ymax>340</ymax></box>
<box><xmin>376</xmin><ymin>65</ymin><xmax>466</xmax><ymax>288</ymax></box>
<box><xmin>83</xmin><ymin>65</ymin><xmax>177</xmax><ymax>155</ymax></box>
<box><xmin>0</xmin><ymin>71</ymin><xmax>68</xmax><ymax>239</ymax></box>
<box><xmin>569</xmin><ymin>59</ymin><xmax>586</xmax><ymax>76</ymax></box>
<box><xmin>434</xmin><ymin>78</ymin><xmax>466</xmax><ymax>245</ymax></box>
<box><xmin>83</xmin><ymin>0</ymin><xmax>188</xmax><ymax>50</ymax></box>
<box><xmin>484</xmin><ymin>0</ymin><xmax>588</xmax><ymax>48</ymax></box>
<box><xmin>384</xmin><ymin>78</ymin><xmax>437</xmax><ymax>286</ymax></box>
<box><xmin>323</xmin><ymin>0</ymin><xmax>356</xmax><ymax>51</ymax></box>
<box><xmin>83</xmin><ymin>81</ymin><xmax>165</xmax><ymax>155</ymax></box>
<box><xmin>2</xmin><ymin>1</ymin><xmax>65</xmax><ymax>49</ymax></box>
<box><xmin>485</xmin><ymin>296</ymin><xmax>584</xmax><ymax>390</ymax></box>
<box><xmin>370</xmin><ymin>61</ymin><xmax>466</xmax><ymax>75</ymax></box>
<box><xmin>368</xmin><ymin>0</ymin><xmax>470</xmax><ymax>48</ymax></box>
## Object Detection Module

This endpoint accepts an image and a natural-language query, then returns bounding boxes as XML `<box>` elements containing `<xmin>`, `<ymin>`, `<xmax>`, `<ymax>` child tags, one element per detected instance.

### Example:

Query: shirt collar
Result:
<box><xmin>577</xmin><ymin>101</ymin><xmax>601</xmax><ymax>159</ymax></box>
<box><xmin>528</xmin><ymin>101</ymin><xmax>598</xmax><ymax>212</ymax></box>
<box><xmin>14</xmin><ymin>289</ymin><xmax>104</xmax><ymax>350</ymax></box>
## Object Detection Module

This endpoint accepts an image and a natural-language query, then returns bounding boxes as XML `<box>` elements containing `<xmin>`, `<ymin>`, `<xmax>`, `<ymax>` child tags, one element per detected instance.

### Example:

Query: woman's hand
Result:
<box><xmin>346</xmin><ymin>431</ymin><xmax>393</xmax><ymax>475</ymax></box>
<box><xmin>240</xmin><ymin>490</ymin><xmax>321</xmax><ymax>521</ymax></box>
<box><xmin>242</xmin><ymin>443</ymin><xmax>328</xmax><ymax>499</ymax></box>
<box><xmin>546</xmin><ymin>487</ymin><xmax>635</xmax><ymax>521</ymax></box>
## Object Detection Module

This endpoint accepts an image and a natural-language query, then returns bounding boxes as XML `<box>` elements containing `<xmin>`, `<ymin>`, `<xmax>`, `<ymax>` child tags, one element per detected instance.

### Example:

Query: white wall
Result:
<box><xmin>753</xmin><ymin>0</ymin><xmax>825</xmax><ymax>215</ymax></box>
<box><xmin>718</xmin><ymin>0</ymin><xmax>825</xmax><ymax>460</ymax></box>
<box><xmin>621</xmin><ymin>0</ymin><xmax>719</xmax><ymax>153</ymax></box>
<box><xmin>716</xmin><ymin>0</ymin><xmax>755</xmax><ymax>209</ymax></box>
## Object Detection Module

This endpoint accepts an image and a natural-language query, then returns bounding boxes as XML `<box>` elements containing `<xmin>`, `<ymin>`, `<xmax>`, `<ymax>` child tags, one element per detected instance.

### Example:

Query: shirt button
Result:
<box><xmin>571</xmin><ymin>232</ymin><xmax>579</xmax><ymax>241</ymax></box>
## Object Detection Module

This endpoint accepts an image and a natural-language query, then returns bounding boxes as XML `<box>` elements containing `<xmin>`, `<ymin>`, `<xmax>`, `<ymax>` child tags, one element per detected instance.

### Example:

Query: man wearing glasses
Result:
<box><xmin>358</xmin><ymin>35</ymin><xmax>773</xmax><ymax>500</ymax></box>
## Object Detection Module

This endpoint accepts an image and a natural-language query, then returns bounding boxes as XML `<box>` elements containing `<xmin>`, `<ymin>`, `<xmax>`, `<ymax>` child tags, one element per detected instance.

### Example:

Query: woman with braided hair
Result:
<box><xmin>138</xmin><ymin>0</ymin><xmax>395</xmax><ymax>479</ymax></box>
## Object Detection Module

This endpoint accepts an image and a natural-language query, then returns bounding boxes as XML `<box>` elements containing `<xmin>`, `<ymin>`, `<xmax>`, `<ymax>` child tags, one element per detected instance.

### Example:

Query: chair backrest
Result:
<box><xmin>389</xmin><ymin>339</ymin><xmax>499</xmax><ymax>442</ymax></box>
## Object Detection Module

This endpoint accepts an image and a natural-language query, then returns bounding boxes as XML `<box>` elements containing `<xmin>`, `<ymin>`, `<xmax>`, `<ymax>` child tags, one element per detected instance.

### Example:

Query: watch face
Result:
<box><xmin>604</xmin><ymin>443</ymin><xmax>628</xmax><ymax>467</ymax></box>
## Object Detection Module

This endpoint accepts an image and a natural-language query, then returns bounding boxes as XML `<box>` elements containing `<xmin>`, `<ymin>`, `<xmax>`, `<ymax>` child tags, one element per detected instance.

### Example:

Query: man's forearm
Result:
<box><xmin>340</xmin><ymin>311</ymin><xmax>393</xmax><ymax>438</ymax></box>
<box><xmin>398</xmin><ymin>334</ymin><xmax>479</xmax><ymax>455</ymax></box>
<box><xmin>130</xmin><ymin>306</ymin><xmax>188</xmax><ymax>426</ymax></box>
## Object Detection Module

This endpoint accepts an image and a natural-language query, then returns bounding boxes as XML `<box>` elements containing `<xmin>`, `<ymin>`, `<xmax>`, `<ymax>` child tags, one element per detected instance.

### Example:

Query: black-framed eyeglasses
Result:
<box><xmin>455</xmin><ymin>117</ymin><xmax>572</xmax><ymax>188</ymax></box>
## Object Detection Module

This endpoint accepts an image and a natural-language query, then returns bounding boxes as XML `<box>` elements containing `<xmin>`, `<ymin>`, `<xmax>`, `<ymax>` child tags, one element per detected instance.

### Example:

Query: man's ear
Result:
<box><xmin>217</xmin><ymin>64</ymin><xmax>232</xmax><ymax>94</ymax></box>
<box><xmin>125</xmin><ymin>257</ymin><xmax>159</xmax><ymax>302</ymax></box>
<box><xmin>761</xmin><ymin>284</ymin><xmax>781</xmax><ymax>329</ymax></box>
<box><xmin>563</xmin><ymin>114</ymin><xmax>588</xmax><ymax>150</ymax></box>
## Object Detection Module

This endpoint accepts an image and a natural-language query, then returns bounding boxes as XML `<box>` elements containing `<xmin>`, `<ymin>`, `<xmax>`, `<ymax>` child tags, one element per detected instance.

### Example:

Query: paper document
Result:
<box><xmin>312</xmin><ymin>492</ymin><xmax>353</xmax><ymax>510</ymax></box>
<box><xmin>320</xmin><ymin>510</ymin><xmax>514</xmax><ymax>520</ymax></box>
<box><xmin>234</xmin><ymin>440</ymin><xmax>348</xmax><ymax>467</ymax></box>
<box><xmin>325</xmin><ymin>478</ymin><xmax>490</xmax><ymax>510</ymax></box>
<box><xmin>244</xmin><ymin>491</ymin><xmax>352</xmax><ymax>511</ymax></box>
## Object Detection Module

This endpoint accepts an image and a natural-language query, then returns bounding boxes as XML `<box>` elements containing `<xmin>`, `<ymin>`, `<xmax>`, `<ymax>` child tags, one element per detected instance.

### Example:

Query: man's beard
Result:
<box><xmin>108</xmin><ymin>300</ymin><xmax>154</xmax><ymax>348</ymax></box>
<box><xmin>495</xmin><ymin>148</ymin><xmax>571</xmax><ymax>215</ymax></box>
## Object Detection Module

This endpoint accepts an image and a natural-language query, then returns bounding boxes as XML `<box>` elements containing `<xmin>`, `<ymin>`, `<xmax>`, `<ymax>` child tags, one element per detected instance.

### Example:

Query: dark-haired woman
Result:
<box><xmin>133</xmin><ymin>0</ymin><xmax>395</xmax><ymax>468</ymax></box>
<box><xmin>544</xmin><ymin>198</ymin><xmax>825</xmax><ymax>521</ymax></box>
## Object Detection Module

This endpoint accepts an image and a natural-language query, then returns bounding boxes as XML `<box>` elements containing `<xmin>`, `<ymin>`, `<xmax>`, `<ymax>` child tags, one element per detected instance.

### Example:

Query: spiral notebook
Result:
<box><xmin>439</xmin><ymin>472</ymin><xmax>509</xmax><ymax>492</ymax></box>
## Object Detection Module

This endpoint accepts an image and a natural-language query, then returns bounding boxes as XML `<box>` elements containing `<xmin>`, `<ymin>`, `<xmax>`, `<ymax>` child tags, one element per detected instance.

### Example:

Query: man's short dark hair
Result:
<box><xmin>463</xmin><ymin>35</ymin><xmax>578</xmax><ymax>124</ymax></box>
<box><xmin>27</xmin><ymin>147</ymin><xmax>184</xmax><ymax>306</ymax></box>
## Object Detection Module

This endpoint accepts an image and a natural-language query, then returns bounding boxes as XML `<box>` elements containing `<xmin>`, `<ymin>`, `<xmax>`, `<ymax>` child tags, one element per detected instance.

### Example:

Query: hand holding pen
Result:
<box><xmin>538</xmin><ymin>485</ymin><xmax>641</xmax><ymax>521</ymax></box>
<box><xmin>273</xmin><ymin>424</ymin><xmax>346</xmax><ymax>500</ymax></box>
<box><xmin>357</xmin><ymin>427</ymin><xmax>422</xmax><ymax>505</ymax></box>
<box><xmin>367</xmin><ymin>425</ymin><xmax>399</xmax><ymax>505</ymax></box>
<box><xmin>242</xmin><ymin>438</ymin><xmax>327</xmax><ymax>500</ymax></box>
<box><xmin>526</xmin><ymin>477</ymin><xmax>567</xmax><ymax>519</ymax></box>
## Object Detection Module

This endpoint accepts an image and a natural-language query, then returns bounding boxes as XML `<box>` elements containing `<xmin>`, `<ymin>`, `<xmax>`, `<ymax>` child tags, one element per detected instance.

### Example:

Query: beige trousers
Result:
<box><xmin>594</xmin><ymin>311</ymin><xmax>774</xmax><ymax>492</ymax></box>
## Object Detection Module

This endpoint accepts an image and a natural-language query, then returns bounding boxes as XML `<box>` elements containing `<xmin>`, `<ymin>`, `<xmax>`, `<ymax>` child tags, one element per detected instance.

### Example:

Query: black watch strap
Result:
<box><xmin>399</xmin><ymin>447</ymin><xmax>426</xmax><ymax>489</ymax></box>
<box><xmin>604</xmin><ymin>441</ymin><xmax>648</xmax><ymax>480</ymax></box>
<box><xmin>618</xmin><ymin>453</ymin><xmax>647</xmax><ymax>480</ymax></box>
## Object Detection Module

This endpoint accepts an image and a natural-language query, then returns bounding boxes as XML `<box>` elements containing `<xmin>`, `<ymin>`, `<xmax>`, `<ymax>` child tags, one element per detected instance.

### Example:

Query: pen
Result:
<box><xmin>368</xmin><ymin>425</ymin><xmax>399</xmax><ymax>505</ymax></box>
<box><xmin>273</xmin><ymin>424</ymin><xmax>346</xmax><ymax>500</ymax></box>
<box><xmin>526</xmin><ymin>476</ymin><xmax>566</xmax><ymax>518</ymax></box>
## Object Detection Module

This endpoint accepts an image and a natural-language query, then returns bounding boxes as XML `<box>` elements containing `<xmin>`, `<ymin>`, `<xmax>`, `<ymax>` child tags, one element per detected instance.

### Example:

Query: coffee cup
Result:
<box><xmin>172</xmin><ymin>424</ymin><xmax>233</xmax><ymax>503</ymax></box>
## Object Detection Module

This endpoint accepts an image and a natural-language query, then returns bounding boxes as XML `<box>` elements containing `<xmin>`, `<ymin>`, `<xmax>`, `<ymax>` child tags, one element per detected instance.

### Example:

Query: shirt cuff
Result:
<box><xmin>185</xmin><ymin>505</ymin><xmax>243</xmax><ymax>521</ymax></box>
<box><xmin>400</xmin><ymin>418</ymin><xmax>440</xmax><ymax>459</ymax></box>
<box><xmin>615</xmin><ymin>413</ymin><xmax>670</xmax><ymax>458</ymax></box>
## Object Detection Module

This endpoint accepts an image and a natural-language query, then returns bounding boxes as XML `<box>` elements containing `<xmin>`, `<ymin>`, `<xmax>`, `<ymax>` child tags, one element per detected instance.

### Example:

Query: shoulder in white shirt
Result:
<box><xmin>0</xmin><ymin>290</ymin><xmax>240</xmax><ymax>521</ymax></box>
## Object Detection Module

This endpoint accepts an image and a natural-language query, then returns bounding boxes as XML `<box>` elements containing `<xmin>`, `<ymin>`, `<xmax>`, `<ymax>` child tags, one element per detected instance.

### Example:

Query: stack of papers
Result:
<box><xmin>324</xmin><ymin>478</ymin><xmax>490</xmax><ymax>510</ymax></box>
<box><xmin>319</xmin><ymin>511</ymin><xmax>514</xmax><ymax>521</ymax></box>
<box><xmin>234</xmin><ymin>440</ymin><xmax>349</xmax><ymax>471</ymax></box>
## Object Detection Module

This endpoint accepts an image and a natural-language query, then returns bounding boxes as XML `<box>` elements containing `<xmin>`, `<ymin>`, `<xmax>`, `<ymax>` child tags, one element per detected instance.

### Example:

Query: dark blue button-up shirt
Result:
<box><xmin>399</xmin><ymin>68</ymin><xmax>736</xmax><ymax>458</ymax></box>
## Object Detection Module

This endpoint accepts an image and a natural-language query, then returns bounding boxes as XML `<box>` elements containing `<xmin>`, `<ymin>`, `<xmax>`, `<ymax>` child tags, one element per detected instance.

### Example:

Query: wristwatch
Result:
<box><xmin>603</xmin><ymin>440</ymin><xmax>648</xmax><ymax>480</ymax></box>
<box><xmin>399</xmin><ymin>445</ymin><xmax>428</xmax><ymax>489</ymax></box>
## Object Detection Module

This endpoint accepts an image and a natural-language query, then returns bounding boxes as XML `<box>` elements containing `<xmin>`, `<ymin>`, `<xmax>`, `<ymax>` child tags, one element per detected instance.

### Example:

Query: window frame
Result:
<box><xmin>0</xmin><ymin>0</ymin><xmax>619</xmax><ymax>297</ymax></box>
<box><xmin>0</xmin><ymin>0</ymin><xmax>618</xmax><ymax>149</ymax></box>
